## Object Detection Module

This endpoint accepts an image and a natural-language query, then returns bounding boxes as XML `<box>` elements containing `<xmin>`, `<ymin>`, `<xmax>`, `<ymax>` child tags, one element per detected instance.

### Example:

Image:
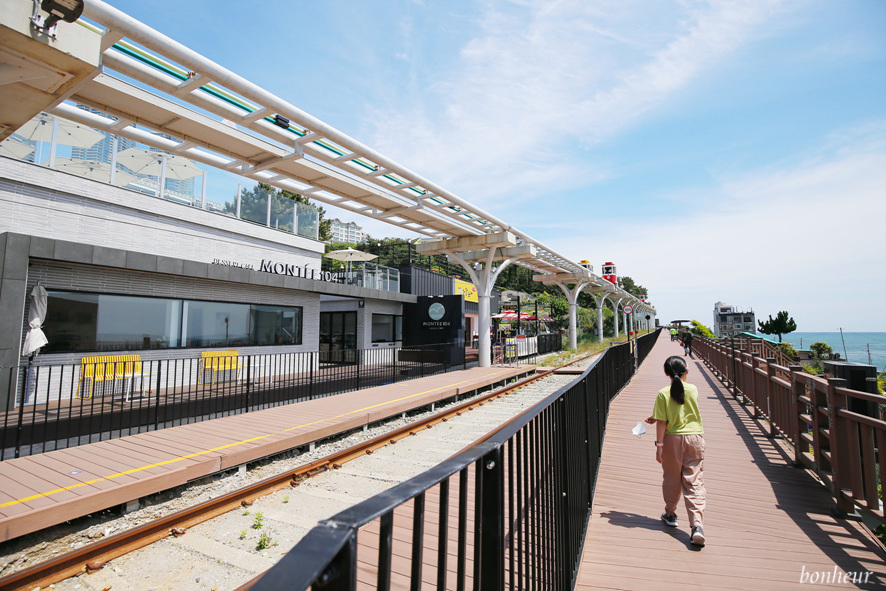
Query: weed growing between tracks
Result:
<box><xmin>538</xmin><ymin>335</ymin><xmax>631</xmax><ymax>367</ymax></box>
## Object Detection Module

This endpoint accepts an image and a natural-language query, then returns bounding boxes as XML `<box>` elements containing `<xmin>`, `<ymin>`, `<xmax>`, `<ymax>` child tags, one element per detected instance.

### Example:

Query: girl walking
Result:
<box><xmin>645</xmin><ymin>355</ymin><xmax>706</xmax><ymax>546</ymax></box>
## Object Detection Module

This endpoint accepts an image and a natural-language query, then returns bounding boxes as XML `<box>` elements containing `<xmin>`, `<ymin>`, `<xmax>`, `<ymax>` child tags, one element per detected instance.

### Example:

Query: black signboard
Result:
<box><xmin>402</xmin><ymin>295</ymin><xmax>465</xmax><ymax>365</ymax></box>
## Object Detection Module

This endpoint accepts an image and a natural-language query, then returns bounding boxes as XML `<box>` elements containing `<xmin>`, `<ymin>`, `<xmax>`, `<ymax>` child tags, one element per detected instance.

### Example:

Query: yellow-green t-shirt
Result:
<box><xmin>652</xmin><ymin>383</ymin><xmax>703</xmax><ymax>434</ymax></box>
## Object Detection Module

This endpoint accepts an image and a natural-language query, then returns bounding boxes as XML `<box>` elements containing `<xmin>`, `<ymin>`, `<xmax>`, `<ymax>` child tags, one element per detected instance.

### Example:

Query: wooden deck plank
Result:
<box><xmin>577</xmin><ymin>333</ymin><xmax>886</xmax><ymax>589</ymax></box>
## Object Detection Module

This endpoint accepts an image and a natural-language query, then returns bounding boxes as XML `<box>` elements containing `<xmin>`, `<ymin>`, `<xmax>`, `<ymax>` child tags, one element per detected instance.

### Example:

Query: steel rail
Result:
<box><xmin>232</xmin><ymin>354</ymin><xmax>596</xmax><ymax>591</ymax></box>
<box><xmin>0</xmin><ymin>356</ymin><xmax>593</xmax><ymax>591</ymax></box>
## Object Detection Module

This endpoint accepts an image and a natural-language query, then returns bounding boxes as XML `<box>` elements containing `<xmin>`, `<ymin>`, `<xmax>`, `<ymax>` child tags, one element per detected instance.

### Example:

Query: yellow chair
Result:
<box><xmin>198</xmin><ymin>350</ymin><xmax>242</xmax><ymax>385</ymax></box>
<box><xmin>77</xmin><ymin>354</ymin><xmax>145</xmax><ymax>400</ymax></box>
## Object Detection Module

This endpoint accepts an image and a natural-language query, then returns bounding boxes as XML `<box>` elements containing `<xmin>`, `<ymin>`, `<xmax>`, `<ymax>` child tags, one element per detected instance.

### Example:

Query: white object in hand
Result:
<box><xmin>632</xmin><ymin>421</ymin><xmax>646</xmax><ymax>438</ymax></box>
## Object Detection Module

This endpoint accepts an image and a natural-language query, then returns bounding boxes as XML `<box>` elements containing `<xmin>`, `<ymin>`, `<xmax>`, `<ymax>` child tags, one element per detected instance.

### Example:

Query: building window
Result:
<box><xmin>371</xmin><ymin>314</ymin><xmax>402</xmax><ymax>343</ymax></box>
<box><xmin>183</xmin><ymin>302</ymin><xmax>302</xmax><ymax>347</ymax></box>
<box><xmin>320</xmin><ymin>311</ymin><xmax>357</xmax><ymax>351</ymax></box>
<box><xmin>43</xmin><ymin>290</ymin><xmax>302</xmax><ymax>353</ymax></box>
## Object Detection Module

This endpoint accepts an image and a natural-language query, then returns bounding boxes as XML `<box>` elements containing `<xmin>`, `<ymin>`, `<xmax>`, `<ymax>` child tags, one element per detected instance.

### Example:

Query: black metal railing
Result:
<box><xmin>252</xmin><ymin>328</ymin><xmax>660</xmax><ymax>590</ymax></box>
<box><xmin>2</xmin><ymin>342</ymin><xmax>525</xmax><ymax>461</ymax></box>
<box><xmin>536</xmin><ymin>333</ymin><xmax>564</xmax><ymax>355</ymax></box>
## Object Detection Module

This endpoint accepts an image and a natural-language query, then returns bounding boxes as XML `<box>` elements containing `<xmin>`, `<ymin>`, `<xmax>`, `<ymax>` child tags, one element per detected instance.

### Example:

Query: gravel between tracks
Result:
<box><xmin>1</xmin><ymin>355</ymin><xmax>598</xmax><ymax>590</ymax></box>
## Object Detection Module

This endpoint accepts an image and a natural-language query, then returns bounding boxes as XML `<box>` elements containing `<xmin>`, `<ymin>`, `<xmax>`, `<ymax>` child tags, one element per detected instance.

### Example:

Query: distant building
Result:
<box><xmin>329</xmin><ymin>218</ymin><xmax>366</xmax><ymax>244</ymax></box>
<box><xmin>70</xmin><ymin>105</ymin><xmax>137</xmax><ymax>164</ymax></box>
<box><xmin>713</xmin><ymin>302</ymin><xmax>756</xmax><ymax>337</ymax></box>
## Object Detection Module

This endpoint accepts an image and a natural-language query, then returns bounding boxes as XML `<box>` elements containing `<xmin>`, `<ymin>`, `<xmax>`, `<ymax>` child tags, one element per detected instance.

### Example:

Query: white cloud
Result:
<box><xmin>363</xmin><ymin>0</ymin><xmax>788</xmax><ymax>207</ymax></box>
<box><xmin>547</xmin><ymin>121</ymin><xmax>886</xmax><ymax>331</ymax></box>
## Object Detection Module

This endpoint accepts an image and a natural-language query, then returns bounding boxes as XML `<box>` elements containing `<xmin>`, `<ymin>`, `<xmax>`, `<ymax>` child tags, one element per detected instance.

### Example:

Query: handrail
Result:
<box><xmin>250</xmin><ymin>328</ymin><xmax>661</xmax><ymax>590</ymax></box>
<box><xmin>4</xmin><ymin>340</ymin><xmax>558</xmax><ymax>461</ymax></box>
<box><xmin>693</xmin><ymin>336</ymin><xmax>885</xmax><ymax>526</ymax></box>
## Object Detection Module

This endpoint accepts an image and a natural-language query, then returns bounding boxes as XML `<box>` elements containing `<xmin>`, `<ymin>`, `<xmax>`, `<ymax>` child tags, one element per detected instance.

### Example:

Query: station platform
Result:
<box><xmin>0</xmin><ymin>364</ymin><xmax>533</xmax><ymax>542</ymax></box>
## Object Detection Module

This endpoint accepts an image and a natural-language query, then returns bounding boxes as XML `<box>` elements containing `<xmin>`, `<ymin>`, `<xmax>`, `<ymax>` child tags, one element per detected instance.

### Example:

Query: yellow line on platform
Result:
<box><xmin>0</xmin><ymin>367</ymin><xmax>523</xmax><ymax>509</ymax></box>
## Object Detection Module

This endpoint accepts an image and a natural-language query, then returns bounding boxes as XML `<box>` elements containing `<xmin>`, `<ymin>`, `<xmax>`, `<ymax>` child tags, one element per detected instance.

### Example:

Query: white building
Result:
<box><xmin>0</xmin><ymin>154</ymin><xmax>412</xmax><ymax>407</ymax></box>
<box><xmin>713</xmin><ymin>301</ymin><xmax>756</xmax><ymax>337</ymax></box>
<box><xmin>328</xmin><ymin>218</ymin><xmax>366</xmax><ymax>244</ymax></box>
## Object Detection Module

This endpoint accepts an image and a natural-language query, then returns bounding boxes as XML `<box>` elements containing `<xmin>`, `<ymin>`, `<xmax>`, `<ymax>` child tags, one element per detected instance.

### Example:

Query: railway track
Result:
<box><xmin>0</xmin><ymin>355</ymin><xmax>596</xmax><ymax>591</ymax></box>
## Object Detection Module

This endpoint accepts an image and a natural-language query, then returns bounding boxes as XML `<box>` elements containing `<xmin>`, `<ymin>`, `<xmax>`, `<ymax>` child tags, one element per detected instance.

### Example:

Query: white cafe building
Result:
<box><xmin>0</xmin><ymin>0</ymin><xmax>653</xmax><ymax>409</ymax></box>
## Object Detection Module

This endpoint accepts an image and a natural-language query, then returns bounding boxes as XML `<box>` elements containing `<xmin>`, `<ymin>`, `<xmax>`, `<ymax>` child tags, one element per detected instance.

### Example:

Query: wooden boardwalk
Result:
<box><xmin>577</xmin><ymin>333</ymin><xmax>886</xmax><ymax>590</ymax></box>
<box><xmin>0</xmin><ymin>364</ymin><xmax>532</xmax><ymax>543</ymax></box>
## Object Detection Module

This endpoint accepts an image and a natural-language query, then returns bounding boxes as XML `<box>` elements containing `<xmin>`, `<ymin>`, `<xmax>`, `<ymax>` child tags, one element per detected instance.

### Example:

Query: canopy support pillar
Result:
<box><xmin>553</xmin><ymin>280</ymin><xmax>590</xmax><ymax>351</ymax></box>
<box><xmin>593</xmin><ymin>293</ymin><xmax>610</xmax><ymax>344</ymax></box>
<box><xmin>613</xmin><ymin>298</ymin><xmax>623</xmax><ymax>338</ymax></box>
<box><xmin>446</xmin><ymin>249</ymin><xmax>519</xmax><ymax>367</ymax></box>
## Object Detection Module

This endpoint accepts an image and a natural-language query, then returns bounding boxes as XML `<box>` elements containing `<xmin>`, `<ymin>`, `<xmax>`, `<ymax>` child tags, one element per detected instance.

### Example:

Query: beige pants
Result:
<box><xmin>661</xmin><ymin>433</ymin><xmax>705</xmax><ymax>528</ymax></box>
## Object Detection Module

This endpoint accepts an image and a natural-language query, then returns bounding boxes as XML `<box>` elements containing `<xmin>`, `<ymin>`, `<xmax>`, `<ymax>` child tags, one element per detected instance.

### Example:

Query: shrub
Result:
<box><xmin>803</xmin><ymin>362</ymin><xmax>824</xmax><ymax>375</ymax></box>
<box><xmin>689</xmin><ymin>320</ymin><xmax>715</xmax><ymax>338</ymax></box>
<box><xmin>777</xmin><ymin>342</ymin><xmax>798</xmax><ymax>360</ymax></box>
<box><xmin>810</xmin><ymin>342</ymin><xmax>832</xmax><ymax>360</ymax></box>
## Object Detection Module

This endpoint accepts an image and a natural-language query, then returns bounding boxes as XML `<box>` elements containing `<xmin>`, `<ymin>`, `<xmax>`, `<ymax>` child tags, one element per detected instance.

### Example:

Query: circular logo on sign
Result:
<box><xmin>429</xmin><ymin>303</ymin><xmax>446</xmax><ymax>320</ymax></box>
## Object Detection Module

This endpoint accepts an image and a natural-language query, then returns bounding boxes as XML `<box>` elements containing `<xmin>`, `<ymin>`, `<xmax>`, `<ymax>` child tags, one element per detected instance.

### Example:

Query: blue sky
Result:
<box><xmin>105</xmin><ymin>0</ymin><xmax>886</xmax><ymax>331</ymax></box>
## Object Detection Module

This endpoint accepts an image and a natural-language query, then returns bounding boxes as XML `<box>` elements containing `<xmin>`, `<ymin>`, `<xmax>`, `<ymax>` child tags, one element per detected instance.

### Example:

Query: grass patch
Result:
<box><xmin>538</xmin><ymin>336</ymin><xmax>631</xmax><ymax>367</ymax></box>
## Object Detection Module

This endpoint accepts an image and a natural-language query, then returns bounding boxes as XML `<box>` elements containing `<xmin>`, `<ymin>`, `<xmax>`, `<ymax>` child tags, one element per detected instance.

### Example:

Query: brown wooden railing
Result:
<box><xmin>726</xmin><ymin>336</ymin><xmax>795</xmax><ymax>373</ymax></box>
<box><xmin>695</xmin><ymin>336</ymin><xmax>885</xmax><ymax>526</ymax></box>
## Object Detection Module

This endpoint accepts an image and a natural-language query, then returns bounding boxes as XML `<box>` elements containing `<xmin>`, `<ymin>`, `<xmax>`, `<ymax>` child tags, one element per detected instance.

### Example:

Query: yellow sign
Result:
<box><xmin>454</xmin><ymin>279</ymin><xmax>478</xmax><ymax>303</ymax></box>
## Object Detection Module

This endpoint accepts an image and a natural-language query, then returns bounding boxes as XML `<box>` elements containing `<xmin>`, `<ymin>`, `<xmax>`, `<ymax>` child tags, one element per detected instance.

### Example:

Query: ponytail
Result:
<box><xmin>663</xmin><ymin>356</ymin><xmax>687</xmax><ymax>404</ymax></box>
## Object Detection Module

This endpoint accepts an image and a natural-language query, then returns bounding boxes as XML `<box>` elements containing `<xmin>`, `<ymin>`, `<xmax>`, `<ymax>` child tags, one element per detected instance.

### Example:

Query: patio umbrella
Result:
<box><xmin>0</xmin><ymin>139</ymin><xmax>35</xmax><ymax>160</ymax></box>
<box><xmin>492</xmin><ymin>311</ymin><xmax>517</xmax><ymax>319</ymax></box>
<box><xmin>115</xmin><ymin>147</ymin><xmax>203</xmax><ymax>180</ymax></box>
<box><xmin>21</xmin><ymin>285</ymin><xmax>49</xmax><ymax>358</ymax></box>
<box><xmin>492</xmin><ymin>310</ymin><xmax>534</xmax><ymax>320</ymax></box>
<box><xmin>324</xmin><ymin>247</ymin><xmax>378</xmax><ymax>263</ymax></box>
<box><xmin>13</xmin><ymin>113</ymin><xmax>104</xmax><ymax>149</ymax></box>
<box><xmin>324</xmin><ymin>247</ymin><xmax>378</xmax><ymax>277</ymax></box>
<box><xmin>48</xmin><ymin>157</ymin><xmax>136</xmax><ymax>186</ymax></box>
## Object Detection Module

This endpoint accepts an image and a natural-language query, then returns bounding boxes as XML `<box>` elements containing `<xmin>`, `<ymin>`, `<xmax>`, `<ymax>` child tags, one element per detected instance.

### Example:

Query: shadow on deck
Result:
<box><xmin>577</xmin><ymin>334</ymin><xmax>886</xmax><ymax>590</ymax></box>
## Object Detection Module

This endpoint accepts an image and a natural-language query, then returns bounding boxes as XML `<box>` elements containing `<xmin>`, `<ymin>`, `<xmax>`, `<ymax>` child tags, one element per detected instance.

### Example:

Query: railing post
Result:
<box><xmin>154</xmin><ymin>360</ymin><xmax>162</xmax><ymax>430</ymax></box>
<box><xmin>15</xmin><ymin>366</ymin><xmax>26</xmax><ymax>459</ymax></box>
<box><xmin>244</xmin><ymin>355</ymin><xmax>252</xmax><ymax>413</ymax></box>
<box><xmin>309</xmin><ymin>351</ymin><xmax>315</xmax><ymax>400</ymax></box>
<box><xmin>765</xmin><ymin>358</ymin><xmax>777</xmax><ymax>438</ymax></box>
<box><xmin>730</xmin><ymin>338</ymin><xmax>739</xmax><ymax>400</ymax></box>
<box><xmin>810</xmin><ymin>377</ymin><xmax>828</xmax><ymax>476</ymax></box>
<box><xmin>475</xmin><ymin>446</ymin><xmax>505</xmax><ymax>590</ymax></box>
<box><xmin>827</xmin><ymin>377</ymin><xmax>857</xmax><ymax>518</ymax></box>
<box><xmin>750</xmin><ymin>353</ymin><xmax>761</xmax><ymax>415</ymax></box>
<box><xmin>789</xmin><ymin>365</ymin><xmax>805</xmax><ymax>467</ymax></box>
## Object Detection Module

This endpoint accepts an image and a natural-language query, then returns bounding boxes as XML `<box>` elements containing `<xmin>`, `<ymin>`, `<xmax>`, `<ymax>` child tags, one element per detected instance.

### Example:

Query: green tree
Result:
<box><xmin>757</xmin><ymin>311</ymin><xmax>797</xmax><ymax>342</ymax></box>
<box><xmin>689</xmin><ymin>320</ymin><xmax>715</xmax><ymax>338</ymax></box>
<box><xmin>618</xmin><ymin>276</ymin><xmax>647</xmax><ymax>299</ymax></box>
<box><xmin>809</xmin><ymin>341</ymin><xmax>832</xmax><ymax>360</ymax></box>
<box><xmin>225</xmin><ymin>183</ymin><xmax>331</xmax><ymax>241</ymax></box>
<box><xmin>536</xmin><ymin>292</ymin><xmax>568</xmax><ymax>320</ymax></box>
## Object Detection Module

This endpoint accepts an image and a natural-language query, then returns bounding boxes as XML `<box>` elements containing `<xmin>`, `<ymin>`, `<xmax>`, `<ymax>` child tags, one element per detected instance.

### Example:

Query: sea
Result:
<box><xmin>777</xmin><ymin>332</ymin><xmax>886</xmax><ymax>372</ymax></box>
